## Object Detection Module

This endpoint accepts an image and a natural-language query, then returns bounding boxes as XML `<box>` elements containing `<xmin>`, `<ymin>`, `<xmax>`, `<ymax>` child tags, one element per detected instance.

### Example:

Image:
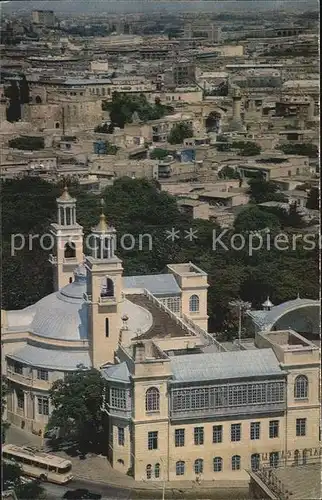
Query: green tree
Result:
<box><xmin>216</xmin><ymin>135</ymin><xmax>231</xmax><ymax>152</ymax></box>
<box><xmin>306</xmin><ymin>187</ymin><xmax>319</xmax><ymax>210</ymax></box>
<box><xmin>19</xmin><ymin>75</ymin><xmax>30</xmax><ymax>104</ymax></box>
<box><xmin>106</xmin><ymin>93</ymin><xmax>173</xmax><ymax>129</ymax></box>
<box><xmin>2</xmin><ymin>377</ymin><xmax>10</xmax><ymax>442</ymax></box>
<box><xmin>3</xmin><ymin>462</ymin><xmax>45</xmax><ymax>499</ymax></box>
<box><xmin>9</xmin><ymin>136</ymin><xmax>45</xmax><ymax>151</ymax></box>
<box><xmin>234</xmin><ymin>206</ymin><xmax>281</xmax><ymax>233</ymax></box>
<box><xmin>231</xmin><ymin>141</ymin><xmax>261</xmax><ymax>156</ymax></box>
<box><xmin>218</xmin><ymin>166</ymin><xmax>240</xmax><ymax>180</ymax></box>
<box><xmin>247</xmin><ymin>178</ymin><xmax>288</xmax><ymax>204</ymax></box>
<box><xmin>5</xmin><ymin>80</ymin><xmax>21</xmax><ymax>122</ymax></box>
<box><xmin>48</xmin><ymin>368</ymin><xmax>108</xmax><ymax>452</ymax></box>
<box><xmin>168</xmin><ymin>122</ymin><xmax>193</xmax><ymax>145</ymax></box>
<box><xmin>150</xmin><ymin>148</ymin><xmax>171</xmax><ymax>160</ymax></box>
<box><xmin>276</xmin><ymin>143</ymin><xmax>318</xmax><ymax>158</ymax></box>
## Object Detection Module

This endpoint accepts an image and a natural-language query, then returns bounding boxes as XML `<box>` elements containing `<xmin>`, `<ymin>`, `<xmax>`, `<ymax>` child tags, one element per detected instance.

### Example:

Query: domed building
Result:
<box><xmin>1</xmin><ymin>188</ymin><xmax>210</xmax><ymax>435</ymax></box>
<box><xmin>2</xmin><ymin>188</ymin><xmax>320</xmax><ymax>483</ymax></box>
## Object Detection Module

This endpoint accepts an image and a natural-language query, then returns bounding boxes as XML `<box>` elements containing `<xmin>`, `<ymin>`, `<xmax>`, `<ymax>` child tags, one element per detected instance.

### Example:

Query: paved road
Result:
<box><xmin>43</xmin><ymin>479</ymin><xmax>132</xmax><ymax>500</ymax></box>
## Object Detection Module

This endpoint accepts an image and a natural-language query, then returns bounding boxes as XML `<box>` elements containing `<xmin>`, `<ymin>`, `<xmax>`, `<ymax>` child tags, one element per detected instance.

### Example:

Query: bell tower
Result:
<box><xmin>49</xmin><ymin>187</ymin><xmax>84</xmax><ymax>291</ymax></box>
<box><xmin>84</xmin><ymin>212</ymin><xmax>123</xmax><ymax>368</ymax></box>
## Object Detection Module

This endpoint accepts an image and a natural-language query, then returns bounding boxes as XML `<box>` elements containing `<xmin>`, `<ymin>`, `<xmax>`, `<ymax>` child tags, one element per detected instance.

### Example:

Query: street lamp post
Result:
<box><xmin>229</xmin><ymin>299</ymin><xmax>252</xmax><ymax>346</ymax></box>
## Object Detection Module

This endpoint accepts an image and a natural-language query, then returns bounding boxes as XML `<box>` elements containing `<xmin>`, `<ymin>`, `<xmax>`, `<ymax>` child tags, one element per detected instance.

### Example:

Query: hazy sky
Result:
<box><xmin>1</xmin><ymin>1</ymin><xmax>319</xmax><ymax>16</ymax></box>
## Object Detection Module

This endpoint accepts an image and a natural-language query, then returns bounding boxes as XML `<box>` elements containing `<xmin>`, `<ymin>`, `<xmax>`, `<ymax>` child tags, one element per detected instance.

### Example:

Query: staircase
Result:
<box><xmin>127</xmin><ymin>294</ymin><xmax>191</xmax><ymax>339</ymax></box>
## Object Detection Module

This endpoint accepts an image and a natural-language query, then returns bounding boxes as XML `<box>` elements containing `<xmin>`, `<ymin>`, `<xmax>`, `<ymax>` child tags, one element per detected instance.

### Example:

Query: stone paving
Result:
<box><xmin>6</xmin><ymin>425</ymin><xmax>249</xmax><ymax>494</ymax></box>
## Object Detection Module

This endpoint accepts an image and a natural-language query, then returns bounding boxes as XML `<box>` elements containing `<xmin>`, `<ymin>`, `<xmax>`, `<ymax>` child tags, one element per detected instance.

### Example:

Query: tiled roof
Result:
<box><xmin>170</xmin><ymin>348</ymin><xmax>282</xmax><ymax>383</ymax></box>
<box><xmin>123</xmin><ymin>274</ymin><xmax>181</xmax><ymax>296</ymax></box>
<box><xmin>101</xmin><ymin>363</ymin><xmax>130</xmax><ymax>383</ymax></box>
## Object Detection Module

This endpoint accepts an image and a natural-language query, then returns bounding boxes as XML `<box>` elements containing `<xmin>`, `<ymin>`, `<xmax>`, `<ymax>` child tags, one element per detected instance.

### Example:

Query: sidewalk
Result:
<box><xmin>6</xmin><ymin>425</ymin><xmax>249</xmax><ymax>495</ymax></box>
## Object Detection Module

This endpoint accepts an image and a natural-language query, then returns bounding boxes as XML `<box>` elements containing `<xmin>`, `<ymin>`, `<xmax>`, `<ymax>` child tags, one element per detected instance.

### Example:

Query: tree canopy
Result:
<box><xmin>168</xmin><ymin>122</ymin><xmax>193</xmax><ymax>145</ymax></box>
<box><xmin>247</xmin><ymin>178</ymin><xmax>288</xmax><ymax>204</ymax></box>
<box><xmin>231</xmin><ymin>141</ymin><xmax>262</xmax><ymax>156</ymax></box>
<box><xmin>102</xmin><ymin>93</ymin><xmax>174</xmax><ymax>128</ymax></box>
<box><xmin>1</xmin><ymin>177</ymin><xmax>319</xmax><ymax>337</ymax></box>
<box><xmin>150</xmin><ymin>148</ymin><xmax>171</xmax><ymax>160</ymax></box>
<box><xmin>276</xmin><ymin>143</ymin><xmax>318</xmax><ymax>158</ymax></box>
<box><xmin>9</xmin><ymin>136</ymin><xmax>45</xmax><ymax>151</ymax></box>
<box><xmin>3</xmin><ymin>461</ymin><xmax>45</xmax><ymax>499</ymax></box>
<box><xmin>48</xmin><ymin>368</ymin><xmax>108</xmax><ymax>452</ymax></box>
<box><xmin>234</xmin><ymin>206</ymin><xmax>281</xmax><ymax>233</ymax></box>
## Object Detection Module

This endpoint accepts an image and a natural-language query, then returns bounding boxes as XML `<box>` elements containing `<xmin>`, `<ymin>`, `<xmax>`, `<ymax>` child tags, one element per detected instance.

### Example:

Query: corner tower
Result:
<box><xmin>49</xmin><ymin>187</ymin><xmax>84</xmax><ymax>291</ymax></box>
<box><xmin>85</xmin><ymin>213</ymin><xmax>123</xmax><ymax>368</ymax></box>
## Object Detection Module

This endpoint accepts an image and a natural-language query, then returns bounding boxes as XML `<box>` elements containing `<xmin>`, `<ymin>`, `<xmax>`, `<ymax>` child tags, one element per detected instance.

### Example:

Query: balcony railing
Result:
<box><xmin>99</xmin><ymin>295</ymin><xmax>116</xmax><ymax>305</ymax></box>
<box><xmin>63</xmin><ymin>257</ymin><xmax>78</xmax><ymax>264</ymax></box>
<box><xmin>7</xmin><ymin>369</ymin><xmax>33</xmax><ymax>386</ymax></box>
<box><xmin>48</xmin><ymin>254</ymin><xmax>57</xmax><ymax>264</ymax></box>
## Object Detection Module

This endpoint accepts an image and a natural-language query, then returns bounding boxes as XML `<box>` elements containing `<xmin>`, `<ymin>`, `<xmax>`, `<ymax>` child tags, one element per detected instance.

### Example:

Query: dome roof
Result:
<box><xmin>6</xmin><ymin>276</ymin><xmax>153</xmax><ymax>342</ymax></box>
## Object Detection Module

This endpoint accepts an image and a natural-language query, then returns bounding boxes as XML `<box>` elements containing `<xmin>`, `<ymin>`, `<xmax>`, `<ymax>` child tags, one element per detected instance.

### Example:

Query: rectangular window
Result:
<box><xmin>14</xmin><ymin>362</ymin><xmax>23</xmax><ymax>375</ymax></box>
<box><xmin>194</xmin><ymin>427</ymin><xmax>204</xmax><ymax>445</ymax></box>
<box><xmin>175</xmin><ymin>429</ymin><xmax>185</xmax><ymax>447</ymax></box>
<box><xmin>231</xmin><ymin>423</ymin><xmax>241</xmax><ymax>442</ymax></box>
<box><xmin>213</xmin><ymin>425</ymin><xmax>223</xmax><ymax>443</ymax></box>
<box><xmin>37</xmin><ymin>397</ymin><xmax>49</xmax><ymax>416</ymax></box>
<box><xmin>269</xmin><ymin>420</ymin><xmax>279</xmax><ymax>438</ymax></box>
<box><xmin>269</xmin><ymin>452</ymin><xmax>279</xmax><ymax>468</ymax></box>
<box><xmin>110</xmin><ymin>388</ymin><xmax>126</xmax><ymax>409</ymax></box>
<box><xmin>105</xmin><ymin>318</ymin><xmax>109</xmax><ymax>337</ymax></box>
<box><xmin>118</xmin><ymin>427</ymin><xmax>125</xmax><ymax>446</ymax></box>
<box><xmin>296</xmin><ymin>418</ymin><xmax>306</xmax><ymax>437</ymax></box>
<box><xmin>148</xmin><ymin>431</ymin><xmax>158</xmax><ymax>450</ymax></box>
<box><xmin>17</xmin><ymin>393</ymin><xmax>24</xmax><ymax>409</ymax></box>
<box><xmin>37</xmin><ymin>369</ymin><xmax>48</xmax><ymax>381</ymax></box>
<box><xmin>250</xmin><ymin>422</ymin><xmax>260</xmax><ymax>440</ymax></box>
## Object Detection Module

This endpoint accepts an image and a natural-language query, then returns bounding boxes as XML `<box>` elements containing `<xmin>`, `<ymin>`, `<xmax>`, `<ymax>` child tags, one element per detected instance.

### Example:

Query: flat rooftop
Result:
<box><xmin>167</xmin><ymin>262</ymin><xmax>206</xmax><ymax>276</ymax></box>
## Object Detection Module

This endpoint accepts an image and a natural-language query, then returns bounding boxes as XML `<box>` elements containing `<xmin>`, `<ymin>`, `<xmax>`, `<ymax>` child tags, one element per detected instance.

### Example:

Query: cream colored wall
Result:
<box><xmin>168</xmin><ymin>417</ymin><xmax>285</xmax><ymax>481</ymax></box>
<box><xmin>87</xmin><ymin>259</ymin><xmax>123</xmax><ymax>368</ymax></box>
<box><xmin>54</xmin><ymin>227</ymin><xmax>83</xmax><ymax>290</ymax></box>
<box><xmin>111</xmin><ymin>421</ymin><xmax>131</xmax><ymax>473</ymax></box>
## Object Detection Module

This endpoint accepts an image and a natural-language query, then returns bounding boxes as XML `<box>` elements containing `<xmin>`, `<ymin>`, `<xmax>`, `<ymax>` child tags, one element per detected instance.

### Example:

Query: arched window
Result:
<box><xmin>55</xmin><ymin>122</ymin><xmax>60</xmax><ymax>129</ymax></box>
<box><xmin>176</xmin><ymin>461</ymin><xmax>185</xmax><ymax>476</ymax></box>
<box><xmin>194</xmin><ymin>458</ymin><xmax>203</xmax><ymax>475</ymax></box>
<box><xmin>69</xmin><ymin>277</ymin><xmax>73</xmax><ymax>284</ymax></box>
<box><xmin>302</xmin><ymin>449</ymin><xmax>308</xmax><ymax>465</ymax></box>
<box><xmin>213</xmin><ymin>457</ymin><xmax>222</xmax><ymax>472</ymax></box>
<box><xmin>294</xmin><ymin>450</ymin><xmax>300</xmax><ymax>466</ymax></box>
<box><xmin>101</xmin><ymin>277</ymin><xmax>114</xmax><ymax>297</ymax></box>
<box><xmin>146</xmin><ymin>464</ymin><xmax>152</xmax><ymax>479</ymax></box>
<box><xmin>232</xmin><ymin>455</ymin><xmax>241</xmax><ymax>471</ymax></box>
<box><xmin>35</xmin><ymin>95</ymin><xmax>42</xmax><ymax>104</ymax></box>
<box><xmin>189</xmin><ymin>295</ymin><xmax>199</xmax><ymax>313</ymax></box>
<box><xmin>154</xmin><ymin>463</ymin><xmax>160</xmax><ymax>478</ymax></box>
<box><xmin>64</xmin><ymin>242</ymin><xmax>76</xmax><ymax>259</ymax></box>
<box><xmin>145</xmin><ymin>387</ymin><xmax>160</xmax><ymax>412</ymax></box>
<box><xmin>294</xmin><ymin>375</ymin><xmax>308</xmax><ymax>399</ymax></box>
<box><xmin>251</xmin><ymin>453</ymin><xmax>260</xmax><ymax>471</ymax></box>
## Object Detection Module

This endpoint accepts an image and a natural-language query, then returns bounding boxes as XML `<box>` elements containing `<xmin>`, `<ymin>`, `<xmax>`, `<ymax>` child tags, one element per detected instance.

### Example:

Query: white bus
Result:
<box><xmin>2</xmin><ymin>444</ymin><xmax>73</xmax><ymax>484</ymax></box>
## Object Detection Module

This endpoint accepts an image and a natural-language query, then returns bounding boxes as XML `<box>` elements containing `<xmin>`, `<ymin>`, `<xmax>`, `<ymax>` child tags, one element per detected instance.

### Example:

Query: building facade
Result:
<box><xmin>1</xmin><ymin>189</ymin><xmax>320</xmax><ymax>482</ymax></box>
<box><xmin>103</xmin><ymin>330</ymin><xmax>320</xmax><ymax>481</ymax></box>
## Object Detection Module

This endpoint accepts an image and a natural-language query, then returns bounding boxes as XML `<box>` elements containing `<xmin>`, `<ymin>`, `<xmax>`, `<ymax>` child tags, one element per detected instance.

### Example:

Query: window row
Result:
<box><xmin>171</xmin><ymin>381</ymin><xmax>285</xmax><ymax>412</ymax></box>
<box><xmin>16</xmin><ymin>393</ymin><xmax>49</xmax><ymax>415</ymax></box>
<box><xmin>173</xmin><ymin>420</ymin><xmax>285</xmax><ymax>446</ymax></box>
<box><xmin>146</xmin><ymin>453</ymin><xmax>285</xmax><ymax>478</ymax></box>
<box><xmin>9</xmin><ymin>363</ymin><xmax>49</xmax><ymax>381</ymax></box>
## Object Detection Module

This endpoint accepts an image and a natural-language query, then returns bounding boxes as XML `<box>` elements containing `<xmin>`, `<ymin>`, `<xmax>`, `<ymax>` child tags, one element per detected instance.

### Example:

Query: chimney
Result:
<box><xmin>133</xmin><ymin>342</ymin><xmax>145</xmax><ymax>362</ymax></box>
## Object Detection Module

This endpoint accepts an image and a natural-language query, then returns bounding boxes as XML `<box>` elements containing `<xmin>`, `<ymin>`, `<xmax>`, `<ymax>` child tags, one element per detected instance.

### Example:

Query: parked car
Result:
<box><xmin>62</xmin><ymin>488</ymin><xmax>102</xmax><ymax>499</ymax></box>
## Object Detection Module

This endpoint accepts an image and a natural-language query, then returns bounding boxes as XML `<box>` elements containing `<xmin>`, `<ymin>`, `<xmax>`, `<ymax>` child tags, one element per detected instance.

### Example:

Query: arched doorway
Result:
<box><xmin>205</xmin><ymin>111</ymin><xmax>221</xmax><ymax>133</ymax></box>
